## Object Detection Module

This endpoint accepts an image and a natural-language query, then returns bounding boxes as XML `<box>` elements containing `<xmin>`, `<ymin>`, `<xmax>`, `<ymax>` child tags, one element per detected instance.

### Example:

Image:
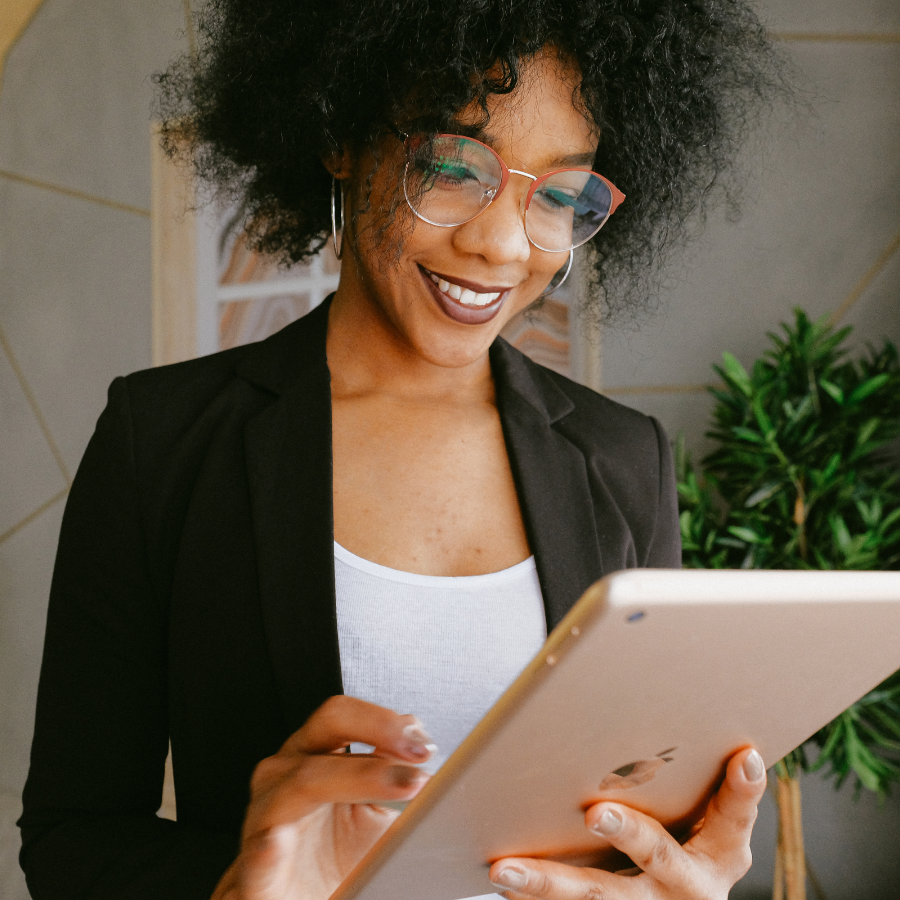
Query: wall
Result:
<box><xmin>603</xmin><ymin>3</ymin><xmax>900</xmax><ymax>460</ymax></box>
<box><xmin>0</xmin><ymin>1</ymin><xmax>898</xmax><ymax>898</ymax></box>
<box><xmin>0</xmin><ymin>1</ymin><xmax>190</xmax><ymax>896</ymax></box>
<box><xmin>0</xmin><ymin>1</ymin><xmax>45</xmax><ymax>97</ymax></box>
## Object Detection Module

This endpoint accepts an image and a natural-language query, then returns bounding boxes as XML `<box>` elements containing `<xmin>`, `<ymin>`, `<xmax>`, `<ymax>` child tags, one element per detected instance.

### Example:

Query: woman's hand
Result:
<box><xmin>212</xmin><ymin>696</ymin><xmax>434</xmax><ymax>900</ymax></box>
<box><xmin>488</xmin><ymin>747</ymin><xmax>767</xmax><ymax>900</ymax></box>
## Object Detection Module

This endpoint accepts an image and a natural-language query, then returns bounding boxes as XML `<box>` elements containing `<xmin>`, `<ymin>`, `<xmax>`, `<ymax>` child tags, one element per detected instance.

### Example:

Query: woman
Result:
<box><xmin>19</xmin><ymin>2</ymin><xmax>783</xmax><ymax>898</ymax></box>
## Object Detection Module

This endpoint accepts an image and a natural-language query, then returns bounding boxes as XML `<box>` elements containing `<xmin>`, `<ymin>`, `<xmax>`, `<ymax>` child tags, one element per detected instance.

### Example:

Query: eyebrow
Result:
<box><xmin>554</xmin><ymin>150</ymin><xmax>598</xmax><ymax>168</ymax></box>
<box><xmin>454</xmin><ymin>124</ymin><xmax>598</xmax><ymax>170</ymax></box>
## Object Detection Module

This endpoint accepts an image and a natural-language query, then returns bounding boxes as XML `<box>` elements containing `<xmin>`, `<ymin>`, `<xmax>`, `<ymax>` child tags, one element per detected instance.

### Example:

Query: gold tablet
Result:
<box><xmin>331</xmin><ymin>568</ymin><xmax>900</xmax><ymax>900</ymax></box>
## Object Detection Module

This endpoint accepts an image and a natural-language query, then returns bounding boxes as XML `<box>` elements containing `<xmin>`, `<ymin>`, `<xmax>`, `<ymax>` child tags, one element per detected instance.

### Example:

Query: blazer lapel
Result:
<box><xmin>491</xmin><ymin>340</ymin><xmax>605</xmax><ymax>631</ymax></box>
<box><xmin>239</xmin><ymin>302</ymin><xmax>343</xmax><ymax>735</ymax></box>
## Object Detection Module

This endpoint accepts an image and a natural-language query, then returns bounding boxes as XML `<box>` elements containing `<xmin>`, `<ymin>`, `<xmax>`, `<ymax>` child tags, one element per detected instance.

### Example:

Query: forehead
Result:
<box><xmin>453</xmin><ymin>52</ymin><xmax>598</xmax><ymax>170</ymax></box>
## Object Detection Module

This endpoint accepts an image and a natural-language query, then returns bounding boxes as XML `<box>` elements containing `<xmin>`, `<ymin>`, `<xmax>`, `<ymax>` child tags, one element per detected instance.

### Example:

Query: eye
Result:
<box><xmin>421</xmin><ymin>157</ymin><xmax>483</xmax><ymax>189</ymax></box>
<box><xmin>533</xmin><ymin>184</ymin><xmax>579</xmax><ymax>212</ymax></box>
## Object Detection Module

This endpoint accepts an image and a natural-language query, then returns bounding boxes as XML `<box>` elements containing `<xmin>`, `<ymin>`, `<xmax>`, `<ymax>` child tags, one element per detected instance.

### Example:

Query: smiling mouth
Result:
<box><xmin>418</xmin><ymin>265</ymin><xmax>515</xmax><ymax>326</ymax></box>
<box><xmin>426</xmin><ymin>272</ymin><xmax>503</xmax><ymax>307</ymax></box>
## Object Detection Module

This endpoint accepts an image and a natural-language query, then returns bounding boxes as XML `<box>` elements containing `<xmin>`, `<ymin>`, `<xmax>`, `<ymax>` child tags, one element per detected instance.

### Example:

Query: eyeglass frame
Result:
<box><xmin>393</xmin><ymin>128</ymin><xmax>626</xmax><ymax>253</ymax></box>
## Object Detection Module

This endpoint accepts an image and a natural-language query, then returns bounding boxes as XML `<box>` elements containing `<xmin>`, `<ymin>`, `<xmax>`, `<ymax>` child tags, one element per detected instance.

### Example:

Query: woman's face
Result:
<box><xmin>337</xmin><ymin>52</ymin><xmax>599</xmax><ymax>371</ymax></box>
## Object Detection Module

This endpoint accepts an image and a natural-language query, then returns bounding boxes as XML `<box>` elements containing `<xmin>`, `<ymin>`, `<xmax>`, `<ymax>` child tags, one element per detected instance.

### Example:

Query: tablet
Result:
<box><xmin>331</xmin><ymin>568</ymin><xmax>900</xmax><ymax>900</ymax></box>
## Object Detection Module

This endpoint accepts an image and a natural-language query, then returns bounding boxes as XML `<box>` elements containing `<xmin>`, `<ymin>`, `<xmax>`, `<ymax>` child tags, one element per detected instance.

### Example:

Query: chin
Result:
<box><xmin>408</xmin><ymin>325</ymin><xmax>502</xmax><ymax>370</ymax></box>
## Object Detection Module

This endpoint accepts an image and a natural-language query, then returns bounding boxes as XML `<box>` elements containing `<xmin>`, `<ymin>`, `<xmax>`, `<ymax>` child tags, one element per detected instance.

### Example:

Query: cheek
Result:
<box><xmin>515</xmin><ymin>251</ymin><xmax>571</xmax><ymax>296</ymax></box>
<box><xmin>346</xmin><ymin>156</ymin><xmax>416</xmax><ymax>263</ymax></box>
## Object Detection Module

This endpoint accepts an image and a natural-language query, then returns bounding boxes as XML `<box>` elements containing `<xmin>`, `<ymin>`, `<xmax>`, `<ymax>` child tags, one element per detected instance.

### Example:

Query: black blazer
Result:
<box><xmin>19</xmin><ymin>298</ymin><xmax>680</xmax><ymax>899</ymax></box>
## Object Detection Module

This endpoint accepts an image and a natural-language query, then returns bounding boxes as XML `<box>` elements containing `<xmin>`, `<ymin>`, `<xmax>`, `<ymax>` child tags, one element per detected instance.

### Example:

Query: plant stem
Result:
<box><xmin>806</xmin><ymin>855</ymin><xmax>829</xmax><ymax>900</ymax></box>
<box><xmin>773</xmin><ymin>829</ymin><xmax>785</xmax><ymax>900</ymax></box>
<box><xmin>775</xmin><ymin>768</ymin><xmax>806</xmax><ymax>900</ymax></box>
<box><xmin>792</xmin><ymin>481</ymin><xmax>808</xmax><ymax>563</ymax></box>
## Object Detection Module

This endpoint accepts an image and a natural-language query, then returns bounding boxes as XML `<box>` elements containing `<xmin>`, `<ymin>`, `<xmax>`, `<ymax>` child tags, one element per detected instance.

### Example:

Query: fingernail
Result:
<box><xmin>491</xmin><ymin>866</ymin><xmax>528</xmax><ymax>890</ymax></box>
<box><xmin>388</xmin><ymin>764</ymin><xmax>426</xmax><ymax>789</ymax></box>
<box><xmin>401</xmin><ymin>722</ymin><xmax>438</xmax><ymax>760</ymax></box>
<box><xmin>591</xmin><ymin>808</ymin><xmax>624</xmax><ymax>836</ymax></box>
<box><xmin>743</xmin><ymin>749</ymin><xmax>765</xmax><ymax>783</ymax></box>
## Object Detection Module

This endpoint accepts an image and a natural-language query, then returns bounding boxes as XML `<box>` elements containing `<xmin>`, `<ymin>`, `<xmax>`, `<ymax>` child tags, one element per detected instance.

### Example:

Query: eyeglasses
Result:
<box><xmin>398</xmin><ymin>132</ymin><xmax>625</xmax><ymax>253</ymax></box>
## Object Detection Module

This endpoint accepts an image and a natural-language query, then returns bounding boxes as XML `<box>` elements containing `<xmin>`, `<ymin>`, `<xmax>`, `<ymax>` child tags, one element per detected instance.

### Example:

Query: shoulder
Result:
<box><xmin>543</xmin><ymin>366</ymin><xmax>668</xmax><ymax>469</ymax></box>
<box><xmin>121</xmin><ymin>342</ymin><xmax>254</xmax><ymax>414</ymax></box>
<box><xmin>494</xmin><ymin>340</ymin><xmax>680</xmax><ymax>568</ymax></box>
<box><xmin>111</xmin><ymin>304</ymin><xmax>329</xmax><ymax>447</ymax></box>
<box><xmin>496</xmin><ymin>338</ymin><xmax>669</xmax><ymax>470</ymax></box>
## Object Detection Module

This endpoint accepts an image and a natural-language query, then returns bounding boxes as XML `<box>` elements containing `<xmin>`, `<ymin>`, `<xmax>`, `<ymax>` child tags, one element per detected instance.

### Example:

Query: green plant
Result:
<box><xmin>677</xmin><ymin>309</ymin><xmax>900</xmax><ymax>794</ymax></box>
<box><xmin>676</xmin><ymin>309</ymin><xmax>900</xmax><ymax>899</ymax></box>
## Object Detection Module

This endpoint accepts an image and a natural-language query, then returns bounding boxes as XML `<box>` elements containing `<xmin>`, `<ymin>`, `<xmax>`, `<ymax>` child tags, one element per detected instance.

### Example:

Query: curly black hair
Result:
<box><xmin>154</xmin><ymin>0</ymin><xmax>787</xmax><ymax>319</ymax></box>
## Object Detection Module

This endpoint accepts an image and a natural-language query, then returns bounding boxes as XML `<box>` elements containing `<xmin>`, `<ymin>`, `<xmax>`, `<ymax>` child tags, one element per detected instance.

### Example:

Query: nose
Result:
<box><xmin>451</xmin><ymin>173</ymin><xmax>532</xmax><ymax>265</ymax></box>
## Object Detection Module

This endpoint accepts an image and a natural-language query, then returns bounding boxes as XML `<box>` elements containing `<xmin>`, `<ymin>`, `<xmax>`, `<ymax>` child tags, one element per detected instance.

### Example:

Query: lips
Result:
<box><xmin>418</xmin><ymin>265</ymin><xmax>512</xmax><ymax>325</ymax></box>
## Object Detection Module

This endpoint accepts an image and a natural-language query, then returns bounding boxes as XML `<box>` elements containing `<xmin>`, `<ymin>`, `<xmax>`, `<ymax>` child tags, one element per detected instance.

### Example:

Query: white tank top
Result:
<box><xmin>334</xmin><ymin>543</ymin><xmax>547</xmax><ymax>900</ymax></box>
<box><xmin>334</xmin><ymin>541</ymin><xmax>548</xmax><ymax>773</ymax></box>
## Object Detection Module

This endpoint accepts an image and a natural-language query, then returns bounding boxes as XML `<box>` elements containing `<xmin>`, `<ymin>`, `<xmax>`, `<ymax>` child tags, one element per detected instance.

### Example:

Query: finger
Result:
<box><xmin>245</xmin><ymin>752</ymin><xmax>427</xmax><ymax>836</ymax></box>
<box><xmin>488</xmin><ymin>857</ymin><xmax>634</xmax><ymax>900</ymax></box>
<box><xmin>285</xmin><ymin>695</ymin><xmax>437</xmax><ymax>762</ymax></box>
<box><xmin>687</xmin><ymin>747</ymin><xmax>766</xmax><ymax>873</ymax></box>
<box><xmin>239</xmin><ymin>826</ymin><xmax>292</xmax><ymax>898</ymax></box>
<box><xmin>582</xmin><ymin>801</ymin><xmax>698</xmax><ymax>893</ymax></box>
<box><xmin>210</xmin><ymin>859</ymin><xmax>241</xmax><ymax>900</ymax></box>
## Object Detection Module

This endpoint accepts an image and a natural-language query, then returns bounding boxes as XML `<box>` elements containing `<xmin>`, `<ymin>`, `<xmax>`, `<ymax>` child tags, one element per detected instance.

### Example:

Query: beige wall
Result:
<box><xmin>0</xmin><ymin>1</ymin><xmax>189</xmax><ymax>896</ymax></box>
<box><xmin>602</xmin><ymin>5</ymin><xmax>900</xmax><ymax>463</ymax></box>
<box><xmin>0</xmin><ymin>1</ymin><xmax>898</xmax><ymax>898</ymax></box>
<box><xmin>0</xmin><ymin>0</ymin><xmax>46</xmax><ymax>96</ymax></box>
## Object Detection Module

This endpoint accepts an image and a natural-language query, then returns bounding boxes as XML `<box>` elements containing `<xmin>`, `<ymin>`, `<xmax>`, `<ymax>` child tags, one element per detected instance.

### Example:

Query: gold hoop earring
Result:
<box><xmin>540</xmin><ymin>249</ymin><xmax>574</xmax><ymax>298</ymax></box>
<box><xmin>331</xmin><ymin>177</ymin><xmax>344</xmax><ymax>259</ymax></box>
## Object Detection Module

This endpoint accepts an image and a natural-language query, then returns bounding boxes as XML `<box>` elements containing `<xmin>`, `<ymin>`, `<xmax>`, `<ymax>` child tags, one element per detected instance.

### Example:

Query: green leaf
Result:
<box><xmin>845</xmin><ymin>728</ymin><xmax>884</xmax><ymax>794</ymax></box>
<box><xmin>720</xmin><ymin>352</ymin><xmax>753</xmax><ymax>396</ymax></box>
<box><xmin>879</xmin><ymin>507</ymin><xmax>900</xmax><ymax>533</ymax></box>
<box><xmin>855</xmin><ymin>418</ymin><xmax>881</xmax><ymax>450</ymax></box>
<box><xmin>822</xmin><ymin>453</ymin><xmax>842</xmax><ymax>482</ymax></box>
<box><xmin>752</xmin><ymin>396</ymin><xmax>775</xmax><ymax>438</ymax></box>
<box><xmin>731</xmin><ymin>426</ymin><xmax>766</xmax><ymax>445</ymax></box>
<box><xmin>820</xmin><ymin>379</ymin><xmax>844</xmax><ymax>404</ymax></box>
<box><xmin>745</xmin><ymin>482</ymin><xmax>782</xmax><ymax>507</ymax></box>
<box><xmin>727</xmin><ymin>526</ymin><xmax>763</xmax><ymax>544</ymax></box>
<box><xmin>848</xmin><ymin>373</ymin><xmax>891</xmax><ymax>405</ymax></box>
<box><xmin>831</xmin><ymin>516</ymin><xmax>853</xmax><ymax>554</ymax></box>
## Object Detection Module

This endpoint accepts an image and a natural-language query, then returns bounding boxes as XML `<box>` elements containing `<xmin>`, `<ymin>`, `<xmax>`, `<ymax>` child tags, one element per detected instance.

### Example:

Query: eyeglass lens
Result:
<box><xmin>404</xmin><ymin>135</ymin><xmax>614</xmax><ymax>252</ymax></box>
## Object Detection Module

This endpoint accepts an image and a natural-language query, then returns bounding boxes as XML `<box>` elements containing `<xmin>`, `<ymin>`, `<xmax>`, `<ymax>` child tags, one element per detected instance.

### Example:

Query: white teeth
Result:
<box><xmin>427</xmin><ymin>270</ymin><xmax>503</xmax><ymax>307</ymax></box>
<box><xmin>463</xmin><ymin>290</ymin><xmax>502</xmax><ymax>307</ymax></box>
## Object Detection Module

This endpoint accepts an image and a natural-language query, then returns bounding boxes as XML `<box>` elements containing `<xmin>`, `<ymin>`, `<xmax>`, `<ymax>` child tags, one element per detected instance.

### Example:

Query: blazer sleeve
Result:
<box><xmin>18</xmin><ymin>378</ymin><xmax>237</xmax><ymax>900</ymax></box>
<box><xmin>645</xmin><ymin>416</ymin><xmax>682</xmax><ymax>569</ymax></box>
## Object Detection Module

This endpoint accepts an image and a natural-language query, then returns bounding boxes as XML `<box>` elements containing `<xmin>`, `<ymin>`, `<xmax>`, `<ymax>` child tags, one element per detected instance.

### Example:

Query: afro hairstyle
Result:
<box><xmin>154</xmin><ymin>0</ymin><xmax>787</xmax><ymax>319</ymax></box>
